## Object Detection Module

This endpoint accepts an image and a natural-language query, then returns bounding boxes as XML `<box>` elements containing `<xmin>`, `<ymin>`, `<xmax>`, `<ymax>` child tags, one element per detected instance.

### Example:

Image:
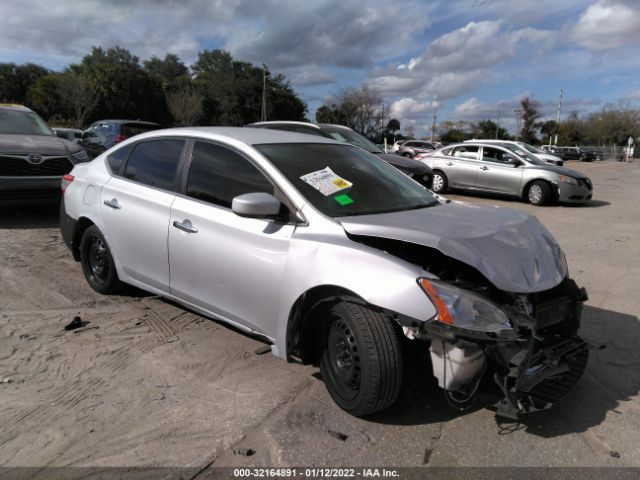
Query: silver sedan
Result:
<box><xmin>60</xmin><ymin>128</ymin><xmax>589</xmax><ymax>418</ymax></box>
<box><xmin>423</xmin><ymin>142</ymin><xmax>593</xmax><ymax>205</ymax></box>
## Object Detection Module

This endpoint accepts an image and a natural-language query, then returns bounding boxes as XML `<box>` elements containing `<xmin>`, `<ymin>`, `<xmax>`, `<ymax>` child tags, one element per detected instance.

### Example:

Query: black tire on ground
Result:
<box><xmin>402</xmin><ymin>152</ymin><xmax>412</xmax><ymax>157</ymax></box>
<box><xmin>80</xmin><ymin>225</ymin><xmax>122</xmax><ymax>294</ymax></box>
<box><xmin>431</xmin><ymin>171</ymin><xmax>448</xmax><ymax>193</ymax></box>
<box><xmin>320</xmin><ymin>301</ymin><xmax>403</xmax><ymax>417</ymax></box>
<box><xmin>527</xmin><ymin>180</ymin><xmax>552</xmax><ymax>206</ymax></box>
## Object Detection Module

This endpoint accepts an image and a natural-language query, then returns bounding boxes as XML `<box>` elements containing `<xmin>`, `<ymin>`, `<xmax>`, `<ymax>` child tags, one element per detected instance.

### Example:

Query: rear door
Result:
<box><xmin>475</xmin><ymin>146</ymin><xmax>524</xmax><ymax>194</ymax></box>
<box><xmin>100</xmin><ymin>138</ymin><xmax>186</xmax><ymax>292</ymax></box>
<box><xmin>433</xmin><ymin>145</ymin><xmax>480</xmax><ymax>188</ymax></box>
<box><xmin>168</xmin><ymin>141</ymin><xmax>295</xmax><ymax>336</ymax></box>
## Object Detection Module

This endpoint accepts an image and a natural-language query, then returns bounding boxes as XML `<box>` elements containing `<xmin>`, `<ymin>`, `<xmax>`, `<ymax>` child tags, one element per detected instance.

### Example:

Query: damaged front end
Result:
<box><xmin>411</xmin><ymin>276</ymin><xmax>589</xmax><ymax>419</ymax></box>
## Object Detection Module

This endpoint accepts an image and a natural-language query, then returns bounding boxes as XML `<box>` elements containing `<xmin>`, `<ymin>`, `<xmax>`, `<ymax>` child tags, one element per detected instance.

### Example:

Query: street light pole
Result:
<box><xmin>431</xmin><ymin>107</ymin><xmax>437</xmax><ymax>142</ymax></box>
<box><xmin>552</xmin><ymin>88</ymin><xmax>563</xmax><ymax>147</ymax></box>
<box><xmin>495</xmin><ymin>108</ymin><xmax>500</xmax><ymax>139</ymax></box>
<box><xmin>513</xmin><ymin>108</ymin><xmax>523</xmax><ymax>141</ymax></box>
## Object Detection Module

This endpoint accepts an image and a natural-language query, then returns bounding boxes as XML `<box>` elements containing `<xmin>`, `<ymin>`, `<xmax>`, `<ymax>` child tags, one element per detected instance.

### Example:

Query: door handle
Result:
<box><xmin>446</xmin><ymin>162</ymin><xmax>454</xmax><ymax>166</ymax></box>
<box><xmin>173</xmin><ymin>220</ymin><xmax>198</xmax><ymax>234</ymax></box>
<box><xmin>103</xmin><ymin>198</ymin><xmax>121</xmax><ymax>209</ymax></box>
<box><xmin>480</xmin><ymin>166</ymin><xmax>489</xmax><ymax>171</ymax></box>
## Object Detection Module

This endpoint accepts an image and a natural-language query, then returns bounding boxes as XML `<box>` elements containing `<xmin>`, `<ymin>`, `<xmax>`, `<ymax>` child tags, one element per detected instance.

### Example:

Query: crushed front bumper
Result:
<box><xmin>492</xmin><ymin>335</ymin><xmax>589</xmax><ymax>419</ymax></box>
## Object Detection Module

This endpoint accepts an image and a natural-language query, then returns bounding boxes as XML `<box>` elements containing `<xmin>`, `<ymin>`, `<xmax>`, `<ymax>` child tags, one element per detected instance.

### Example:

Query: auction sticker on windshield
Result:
<box><xmin>300</xmin><ymin>167</ymin><xmax>353</xmax><ymax>196</ymax></box>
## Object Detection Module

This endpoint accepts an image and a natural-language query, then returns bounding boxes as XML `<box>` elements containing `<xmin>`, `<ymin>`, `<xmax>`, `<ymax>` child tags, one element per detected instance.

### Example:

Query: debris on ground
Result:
<box><xmin>327</xmin><ymin>430</ymin><xmax>348</xmax><ymax>441</ymax></box>
<box><xmin>233</xmin><ymin>448</ymin><xmax>255</xmax><ymax>457</ymax></box>
<box><xmin>64</xmin><ymin>316</ymin><xmax>83</xmax><ymax>331</ymax></box>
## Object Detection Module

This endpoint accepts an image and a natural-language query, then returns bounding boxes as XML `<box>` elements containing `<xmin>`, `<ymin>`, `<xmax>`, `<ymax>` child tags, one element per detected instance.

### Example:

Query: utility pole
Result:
<box><xmin>495</xmin><ymin>108</ymin><xmax>501</xmax><ymax>139</ymax></box>
<box><xmin>431</xmin><ymin>106</ymin><xmax>437</xmax><ymax>142</ymax></box>
<box><xmin>513</xmin><ymin>108</ymin><xmax>523</xmax><ymax>141</ymax></box>
<box><xmin>261</xmin><ymin>64</ymin><xmax>267</xmax><ymax>122</ymax></box>
<box><xmin>551</xmin><ymin>88</ymin><xmax>563</xmax><ymax>147</ymax></box>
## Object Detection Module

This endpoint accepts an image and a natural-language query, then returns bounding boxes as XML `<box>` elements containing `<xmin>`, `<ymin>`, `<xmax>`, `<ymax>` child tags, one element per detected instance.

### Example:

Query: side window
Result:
<box><xmin>123</xmin><ymin>139</ymin><xmax>185</xmax><ymax>190</ymax></box>
<box><xmin>450</xmin><ymin>145</ymin><xmax>479</xmax><ymax>160</ymax></box>
<box><xmin>186</xmin><ymin>142</ymin><xmax>274</xmax><ymax>208</ymax></box>
<box><xmin>107</xmin><ymin>143</ymin><xmax>134</xmax><ymax>174</ymax></box>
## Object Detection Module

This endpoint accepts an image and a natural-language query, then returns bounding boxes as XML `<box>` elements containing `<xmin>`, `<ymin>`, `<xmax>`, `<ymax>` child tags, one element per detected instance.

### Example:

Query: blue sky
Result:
<box><xmin>2</xmin><ymin>0</ymin><xmax>639</xmax><ymax>136</ymax></box>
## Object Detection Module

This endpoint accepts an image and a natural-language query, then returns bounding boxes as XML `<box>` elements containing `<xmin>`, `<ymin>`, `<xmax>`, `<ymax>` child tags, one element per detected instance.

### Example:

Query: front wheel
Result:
<box><xmin>320</xmin><ymin>302</ymin><xmax>403</xmax><ymax>416</ymax></box>
<box><xmin>80</xmin><ymin>225</ymin><xmax>122</xmax><ymax>294</ymax></box>
<box><xmin>527</xmin><ymin>180</ymin><xmax>552</xmax><ymax>206</ymax></box>
<box><xmin>431</xmin><ymin>171</ymin><xmax>448</xmax><ymax>193</ymax></box>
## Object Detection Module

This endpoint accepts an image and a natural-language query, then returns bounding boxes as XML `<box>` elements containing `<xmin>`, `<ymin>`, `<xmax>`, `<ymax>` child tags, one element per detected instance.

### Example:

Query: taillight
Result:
<box><xmin>61</xmin><ymin>174</ymin><xmax>74</xmax><ymax>194</ymax></box>
<box><xmin>113</xmin><ymin>134</ymin><xmax>127</xmax><ymax>143</ymax></box>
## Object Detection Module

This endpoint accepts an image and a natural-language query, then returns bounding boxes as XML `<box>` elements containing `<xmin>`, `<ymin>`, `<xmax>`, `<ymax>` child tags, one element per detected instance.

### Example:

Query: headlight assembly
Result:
<box><xmin>559</xmin><ymin>175</ymin><xmax>578</xmax><ymax>185</ymax></box>
<box><xmin>418</xmin><ymin>278</ymin><xmax>513</xmax><ymax>335</ymax></box>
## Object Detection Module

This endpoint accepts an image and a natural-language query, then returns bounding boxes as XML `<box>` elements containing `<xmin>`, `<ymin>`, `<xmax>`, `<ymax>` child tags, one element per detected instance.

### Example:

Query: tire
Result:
<box><xmin>80</xmin><ymin>225</ymin><xmax>122</xmax><ymax>294</ymax></box>
<box><xmin>402</xmin><ymin>152</ymin><xmax>412</xmax><ymax>158</ymax></box>
<box><xmin>527</xmin><ymin>180</ymin><xmax>551</xmax><ymax>206</ymax></box>
<box><xmin>320</xmin><ymin>301</ymin><xmax>403</xmax><ymax>416</ymax></box>
<box><xmin>431</xmin><ymin>171</ymin><xmax>448</xmax><ymax>193</ymax></box>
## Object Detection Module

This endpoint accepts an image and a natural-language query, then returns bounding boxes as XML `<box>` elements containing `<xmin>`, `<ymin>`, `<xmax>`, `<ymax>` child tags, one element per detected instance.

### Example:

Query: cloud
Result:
<box><xmin>389</xmin><ymin>98</ymin><xmax>438</xmax><ymax>118</ymax></box>
<box><xmin>571</xmin><ymin>0</ymin><xmax>640</xmax><ymax>50</ymax></box>
<box><xmin>369</xmin><ymin>20</ymin><xmax>555</xmax><ymax>100</ymax></box>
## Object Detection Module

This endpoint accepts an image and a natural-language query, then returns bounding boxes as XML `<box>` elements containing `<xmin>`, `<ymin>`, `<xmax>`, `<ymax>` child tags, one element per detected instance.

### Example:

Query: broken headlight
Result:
<box><xmin>418</xmin><ymin>278</ymin><xmax>513</xmax><ymax>335</ymax></box>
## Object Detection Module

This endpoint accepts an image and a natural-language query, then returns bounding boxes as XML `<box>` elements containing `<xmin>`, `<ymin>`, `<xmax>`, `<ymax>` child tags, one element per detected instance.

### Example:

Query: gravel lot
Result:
<box><xmin>1</xmin><ymin>161</ymin><xmax>639</xmax><ymax>472</ymax></box>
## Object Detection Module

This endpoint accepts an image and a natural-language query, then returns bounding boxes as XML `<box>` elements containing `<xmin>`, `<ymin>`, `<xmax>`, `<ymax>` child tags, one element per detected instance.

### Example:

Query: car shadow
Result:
<box><xmin>448</xmin><ymin>190</ymin><xmax>610</xmax><ymax>208</ymax></box>
<box><xmin>366</xmin><ymin>305</ymin><xmax>638</xmax><ymax>437</ymax></box>
<box><xmin>0</xmin><ymin>200</ymin><xmax>61</xmax><ymax>229</ymax></box>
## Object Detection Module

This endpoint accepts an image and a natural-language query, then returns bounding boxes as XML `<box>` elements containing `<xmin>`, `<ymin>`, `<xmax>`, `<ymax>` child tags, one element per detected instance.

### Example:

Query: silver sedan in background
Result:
<box><xmin>422</xmin><ymin>142</ymin><xmax>593</xmax><ymax>205</ymax></box>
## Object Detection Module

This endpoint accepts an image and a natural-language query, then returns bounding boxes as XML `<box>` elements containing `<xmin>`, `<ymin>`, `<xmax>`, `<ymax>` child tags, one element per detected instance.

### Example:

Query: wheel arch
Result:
<box><xmin>521</xmin><ymin>177</ymin><xmax>558</xmax><ymax>202</ymax></box>
<box><xmin>285</xmin><ymin>285</ymin><xmax>369</xmax><ymax>365</ymax></box>
<box><xmin>71</xmin><ymin>216</ymin><xmax>96</xmax><ymax>261</ymax></box>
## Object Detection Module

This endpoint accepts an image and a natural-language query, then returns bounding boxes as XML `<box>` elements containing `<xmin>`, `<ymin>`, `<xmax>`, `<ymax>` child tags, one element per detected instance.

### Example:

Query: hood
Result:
<box><xmin>338</xmin><ymin>202</ymin><xmax>567</xmax><ymax>293</ymax></box>
<box><xmin>536</xmin><ymin>153</ymin><xmax>563</xmax><ymax>163</ymax></box>
<box><xmin>528</xmin><ymin>163</ymin><xmax>586</xmax><ymax>178</ymax></box>
<box><xmin>0</xmin><ymin>134</ymin><xmax>79</xmax><ymax>155</ymax></box>
<box><xmin>374</xmin><ymin>152</ymin><xmax>431</xmax><ymax>174</ymax></box>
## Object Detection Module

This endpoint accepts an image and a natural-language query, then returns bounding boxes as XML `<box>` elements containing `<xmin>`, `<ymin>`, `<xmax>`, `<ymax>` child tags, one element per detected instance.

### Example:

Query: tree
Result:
<box><xmin>58</xmin><ymin>72</ymin><xmax>99</xmax><ymax>129</ymax></box>
<box><xmin>471</xmin><ymin>119</ymin><xmax>511</xmax><ymax>140</ymax></box>
<box><xmin>538</xmin><ymin>120</ymin><xmax>558</xmax><ymax>144</ymax></box>
<box><xmin>387</xmin><ymin>118</ymin><xmax>400</xmax><ymax>134</ymax></box>
<box><xmin>27</xmin><ymin>73</ymin><xmax>64</xmax><ymax>120</ymax></box>
<box><xmin>0</xmin><ymin>63</ymin><xmax>49</xmax><ymax>104</ymax></box>
<box><xmin>144</xmin><ymin>54</ymin><xmax>189</xmax><ymax>91</ymax></box>
<box><xmin>166</xmin><ymin>80</ymin><xmax>204</xmax><ymax>126</ymax></box>
<box><xmin>404</xmin><ymin>125</ymin><xmax>415</xmax><ymax>139</ymax></box>
<box><xmin>193</xmin><ymin>49</ymin><xmax>306</xmax><ymax>126</ymax></box>
<box><xmin>520</xmin><ymin>97</ymin><xmax>540</xmax><ymax>143</ymax></box>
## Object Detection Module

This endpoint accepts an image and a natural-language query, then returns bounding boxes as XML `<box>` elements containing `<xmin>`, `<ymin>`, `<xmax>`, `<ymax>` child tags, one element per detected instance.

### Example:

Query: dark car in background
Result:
<box><xmin>53</xmin><ymin>127</ymin><xmax>83</xmax><ymax>143</ymax></box>
<box><xmin>81</xmin><ymin>119</ymin><xmax>162</xmax><ymax>159</ymax></box>
<box><xmin>0</xmin><ymin>104</ymin><xmax>90</xmax><ymax>202</ymax></box>
<box><xmin>249</xmin><ymin>121</ymin><xmax>433</xmax><ymax>188</ymax></box>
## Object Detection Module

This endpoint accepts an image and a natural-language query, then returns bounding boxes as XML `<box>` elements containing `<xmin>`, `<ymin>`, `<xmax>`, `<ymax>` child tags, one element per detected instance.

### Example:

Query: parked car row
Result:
<box><xmin>540</xmin><ymin>145</ymin><xmax>600</xmax><ymax>162</ymax></box>
<box><xmin>60</xmin><ymin>126</ymin><xmax>591</xmax><ymax>419</ymax></box>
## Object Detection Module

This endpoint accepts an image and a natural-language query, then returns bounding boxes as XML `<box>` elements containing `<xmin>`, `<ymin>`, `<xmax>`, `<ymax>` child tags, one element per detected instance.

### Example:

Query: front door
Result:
<box><xmin>475</xmin><ymin>146</ymin><xmax>524</xmax><ymax>195</ymax></box>
<box><xmin>168</xmin><ymin>141</ymin><xmax>295</xmax><ymax>337</ymax></box>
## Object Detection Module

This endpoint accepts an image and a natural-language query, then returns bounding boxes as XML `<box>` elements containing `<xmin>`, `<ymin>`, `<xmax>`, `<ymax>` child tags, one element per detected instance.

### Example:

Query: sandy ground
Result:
<box><xmin>0</xmin><ymin>161</ymin><xmax>639</xmax><ymax>473</ymax></box>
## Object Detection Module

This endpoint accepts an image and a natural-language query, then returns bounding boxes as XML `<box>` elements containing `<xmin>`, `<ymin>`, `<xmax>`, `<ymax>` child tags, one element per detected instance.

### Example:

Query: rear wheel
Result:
<box><xmin>80</xmin><ymin>225</ymin><xmax>122</xmax><ymax>294</ymax></box>
<box><xmin>527</xmin><ymin>180</ymin><xmax>551</xmax><ymax>206</ymax></box>
<box><xmin>320</xmin><ymin>302</ymin><xmax>403</xmax><ymax>416</ymax></box>
<box><xmin>431</xmin><ymin>171</ymin><xmax>448</xmax><ymax>193</ymax></box>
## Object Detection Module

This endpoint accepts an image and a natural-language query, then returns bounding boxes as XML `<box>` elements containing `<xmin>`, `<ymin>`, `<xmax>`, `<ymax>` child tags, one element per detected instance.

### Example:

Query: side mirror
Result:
<box><xmin>232</xmin><ymin>192</ymin><xmax>281</xmax><ymax>218</ymax></box>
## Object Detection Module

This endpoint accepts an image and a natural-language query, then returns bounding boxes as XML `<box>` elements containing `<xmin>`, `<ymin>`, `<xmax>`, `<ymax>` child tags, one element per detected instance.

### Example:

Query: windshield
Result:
<box><xmin>518</xmin><ymin>142</ymin><xmax>544</xmax><ymax>154</ymax></box>
<box><xmin>0</xmin><ymin>109</ymin><xmax>53</xmax><ymax>136</ymax></box>
<box><xmin>256</xmin><ymin>143</ymin><xmax>438</xmax><ymax>217</ymax></box>
<box><xmin>503</xmin><ymin>144</ymin><xmax>547</xmax><ymax>166</ymax></box>
<box><xmin>320</xmin><ymin>126</ymin><xmax>381</xmax><ymax>153</ymax></box>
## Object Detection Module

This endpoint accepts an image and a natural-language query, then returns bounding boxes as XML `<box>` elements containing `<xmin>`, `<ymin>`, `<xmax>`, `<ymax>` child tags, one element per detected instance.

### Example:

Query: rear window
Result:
<box><xmin>122</xmin><ymin>123</ymin><xmax>162</xmax><ymax>138</ymax></box>
<box><xmin>123</xmin><ymin>139</ymin><xmax>184</xmax><ymax>190</ymax></box>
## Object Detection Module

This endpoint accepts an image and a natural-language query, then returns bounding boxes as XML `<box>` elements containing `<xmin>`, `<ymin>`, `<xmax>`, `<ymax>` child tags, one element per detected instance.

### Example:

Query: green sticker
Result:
<box><xmin>334</xmin><ymin>194</ymin><xmax>353</xmax><ymax>206</ymax></box>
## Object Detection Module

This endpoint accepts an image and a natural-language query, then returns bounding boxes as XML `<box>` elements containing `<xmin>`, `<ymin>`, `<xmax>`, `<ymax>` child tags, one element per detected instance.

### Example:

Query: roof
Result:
<box><xmin>0</xmin><ymin>104</ymin><xmax>32</xmax><ymax>112</ymax></box>
<box><xmin>91</xmin><ymin>119</ymin><xmax>161</xmax><ymax>126</ymax></box>
<box><xmin>139</xmin><ymin>126</ymin><xmax>340</xmax><ymax>146</ymax></box>
<box><xmin>249</xmin><ymin>120</ymin><xmax>321</xmax><ymax>129</ymax></box>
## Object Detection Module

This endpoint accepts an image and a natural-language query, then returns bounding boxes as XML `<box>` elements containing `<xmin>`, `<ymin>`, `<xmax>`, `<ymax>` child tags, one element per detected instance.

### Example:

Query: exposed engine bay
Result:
<box><xmin>351</xmin><ymin>234</ymin><xmax>590</xmax><ymax>418</ymax></box>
